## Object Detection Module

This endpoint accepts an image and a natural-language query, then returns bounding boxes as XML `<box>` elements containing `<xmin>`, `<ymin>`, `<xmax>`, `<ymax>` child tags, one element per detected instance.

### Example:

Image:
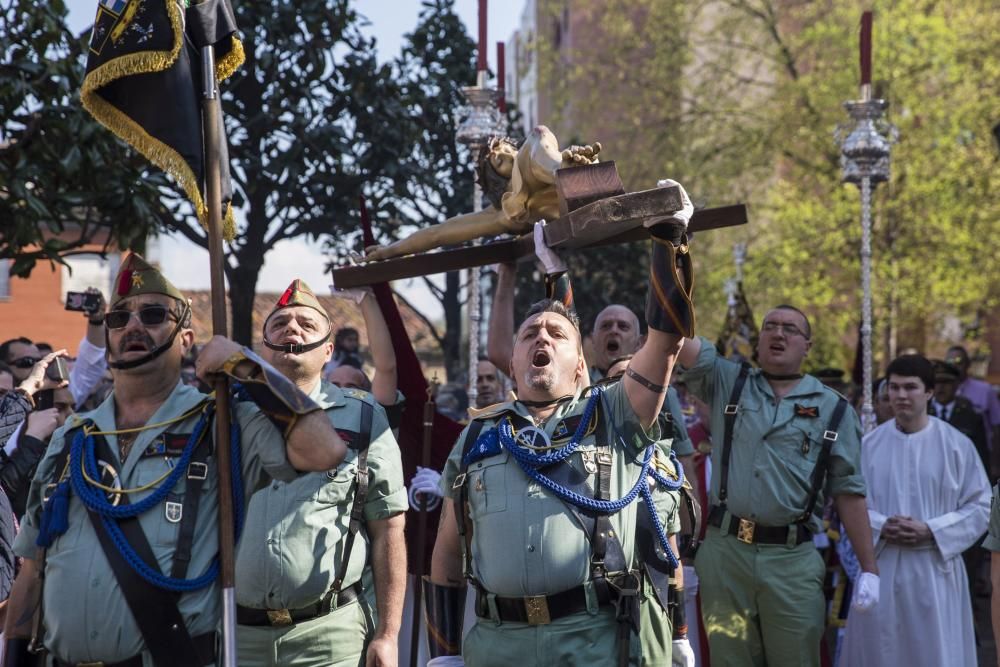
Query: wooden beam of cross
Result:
<box><xmin>331</xmin><ymin>162</ymin><xmax>748</xmax><ymax>288</ymax></box>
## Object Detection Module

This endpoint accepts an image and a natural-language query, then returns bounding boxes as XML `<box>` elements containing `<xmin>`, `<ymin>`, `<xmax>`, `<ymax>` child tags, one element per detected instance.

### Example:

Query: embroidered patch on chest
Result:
<box><xmin>142</xmin><ymin>432</ymin><xmax>191</xmax><ymax>458</ymax></box>
<box><xmin>336</xmin><ymin>429</ymin><xmax>362</xmax><ymax>450</ymax></box>
<box><xmin>794</xmin><ymin>404</ymin><xmax>819</xmax><ymax>419</ymax></box>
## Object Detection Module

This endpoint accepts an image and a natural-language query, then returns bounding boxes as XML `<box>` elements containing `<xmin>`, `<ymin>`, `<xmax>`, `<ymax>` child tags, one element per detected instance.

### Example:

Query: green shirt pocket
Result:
<box><xmin>467</xmin><ymin>453</ymin><xmax>510</xmax><ymax>518</ymax></box>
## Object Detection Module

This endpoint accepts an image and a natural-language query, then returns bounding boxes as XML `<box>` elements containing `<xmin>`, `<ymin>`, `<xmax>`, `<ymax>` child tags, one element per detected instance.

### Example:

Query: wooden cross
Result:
<box><xmin>331</xmin><ymin>162</ymin><xmax>747</xmax><ymax>288</ymax></box>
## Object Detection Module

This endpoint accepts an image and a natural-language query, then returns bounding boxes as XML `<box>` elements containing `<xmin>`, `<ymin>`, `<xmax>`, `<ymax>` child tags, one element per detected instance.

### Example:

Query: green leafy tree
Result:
<box><xmin>163</xmin><ymin>0</ymin><xmax>412</xmax><ymax>344</ymax></box>
<box><xmin>0</xmin><ymin>0</ymin><xmax>169</xmax><ymax>275</ymax></box>
<box><xmin>527</xmin><ymin>0</ymin><xmax>1000</xmax><ymax>368</ymax></box>
<box><xmin>360</xmin><ymin>0</ymin><xmax>478</xmax><ymax>381</ymax></box>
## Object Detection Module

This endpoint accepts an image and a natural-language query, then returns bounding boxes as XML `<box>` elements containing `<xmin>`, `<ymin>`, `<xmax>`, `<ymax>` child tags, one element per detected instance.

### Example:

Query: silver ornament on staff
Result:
<box><xmin>836</xmin><ymin>85</ymin><xmax>896</xmax><ymax>434</ymax></box>
<box><xmin>455</xmin><ymin>69</ymin><xmax>501</xmax><ymax>407</ymax></box>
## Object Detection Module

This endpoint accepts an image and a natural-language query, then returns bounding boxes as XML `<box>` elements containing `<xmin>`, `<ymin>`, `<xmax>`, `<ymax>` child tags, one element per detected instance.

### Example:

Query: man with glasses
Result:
<box><xmin>675</xmin><ymin>305</ymin><xmax>879</xmax><ymax>666</ymax></box>
<box><xmin>2</xmin><ymin>253</ymin><xmax>348</xmax><ymax>667</ymax></box>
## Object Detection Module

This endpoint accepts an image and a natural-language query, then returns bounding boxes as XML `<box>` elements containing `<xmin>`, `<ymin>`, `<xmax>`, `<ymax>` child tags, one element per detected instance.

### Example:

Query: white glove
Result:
<box><xmin>426</xmin><ymin>658</ymin><xmax>465</xmax><ymax>667</ymax></box>
<box><xmin>407</xmin><ymin>466</ymin><xmax>443</xmax><ymax>511</ymax></box>
<box><xmin>671</xmin><ymin>637</ymin><xmax>696</xmax><ymax>667</ymax></box>
<box><xmin>533</xmin><ymin>221</ymin><xmax>567</xmax><ymax>274</ymax></box>
<box><xmin>328</xmin><ymin>282</ymin><xmax>372</xmax><ymax>305</ymax></box>
<box><xmin>851</xmin><ymin>571</ymin><xmax>880</xmax><ymax>612</ymax></box>
<box><xmin>646</xmin><ymin>179</ymin><xmax>694</xmax><ymax>229</ymax></box>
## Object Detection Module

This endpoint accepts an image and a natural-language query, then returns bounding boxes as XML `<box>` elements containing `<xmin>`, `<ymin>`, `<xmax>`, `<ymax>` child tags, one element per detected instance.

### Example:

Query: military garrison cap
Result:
<box><xmin>111</xmin><ymin>252</ymin><xmax>186</xmax><ymax>307</ymax></box>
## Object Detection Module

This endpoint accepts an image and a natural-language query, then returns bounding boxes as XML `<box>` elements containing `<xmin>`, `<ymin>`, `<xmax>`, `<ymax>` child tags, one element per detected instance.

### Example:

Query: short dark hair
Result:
<box><xmin>886</xmin><ymin>354</ymin><xmax>935</xmax><ymax>391</ymax></box>
<box><xmin>0</xmin><ymin>337</ymin><xmax>34</xmax><ymax>363</ymax></box>
<box><xmin>524</xmin><ymin>299</ymin><xmax>581</xmax><ymax>332</ymax></box>
<box><xmin>335</xmin><ymin>327</ymin><xmax>359</xmax><ymax>346</ymax></box>
<box><xmin>769</xmin><ymin>305</ymin><xmax>811</xmax><ymax>339</ymax></box>
<box><xmin>0</xmin><ymin>360</ymin><xmax>12</xmax><ymax>377</ymax></box>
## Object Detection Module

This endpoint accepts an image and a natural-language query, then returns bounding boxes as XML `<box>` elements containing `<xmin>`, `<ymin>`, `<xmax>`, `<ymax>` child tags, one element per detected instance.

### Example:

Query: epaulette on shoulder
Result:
<box><xmin>342</xmin><ymin>388</ymin><xmax>377</xmax><ymax>406</ymax></box>
<box><xmin>467</xmin><ymin>401</ymin><xmax>516</xmax><ymax>423</ymax></box>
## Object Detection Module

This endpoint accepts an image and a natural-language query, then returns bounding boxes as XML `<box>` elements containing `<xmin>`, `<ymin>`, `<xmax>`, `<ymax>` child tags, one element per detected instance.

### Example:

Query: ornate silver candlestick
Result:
<box><xmin>455</xmin><ymin>70</ymin><xmax>501</xmax><ymax>406</ymax></box>
<box><xmin>837</xmin><ymin>92</ymin><xmax>896</xmax><ymax>433</ymax></box>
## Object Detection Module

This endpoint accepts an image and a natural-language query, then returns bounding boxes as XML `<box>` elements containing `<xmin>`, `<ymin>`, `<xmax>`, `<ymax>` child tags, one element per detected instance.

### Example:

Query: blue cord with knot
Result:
<box><xmin>40</xmin><ymin>403</ymin><xmax>246</xmax><ymax>592</ymax></box>
<box><xmin>497</xmin><ymin>387</ymin><xmax>683</xmax><ymax>570</ymax></box>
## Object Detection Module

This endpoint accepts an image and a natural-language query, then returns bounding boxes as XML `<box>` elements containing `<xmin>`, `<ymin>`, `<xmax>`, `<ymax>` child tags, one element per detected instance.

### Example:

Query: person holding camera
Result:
<box><xmin>0</xmin><ymin>351</ymin><xmax>72</xmax><ymax>517</ymax></box>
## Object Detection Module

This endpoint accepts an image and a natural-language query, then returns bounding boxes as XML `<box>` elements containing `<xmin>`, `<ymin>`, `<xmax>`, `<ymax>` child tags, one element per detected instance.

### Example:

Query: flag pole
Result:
<box><xmin>201</xmin><ymin>45</ymin><xmax>239</xmax><ymax>667</ymax></box>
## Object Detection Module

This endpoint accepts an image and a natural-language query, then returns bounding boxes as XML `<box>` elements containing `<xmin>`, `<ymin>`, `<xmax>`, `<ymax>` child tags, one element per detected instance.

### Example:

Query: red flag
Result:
<box><xmin>360</xmin><ymin>197</ymin><xmax>463</xmax><ymax>574</ymax></box>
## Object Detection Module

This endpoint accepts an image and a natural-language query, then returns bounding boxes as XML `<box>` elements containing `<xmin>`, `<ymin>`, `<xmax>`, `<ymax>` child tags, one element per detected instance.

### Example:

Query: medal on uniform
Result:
<box><xmin>165</xmin><ymin>500</ymin><xmax>183</xmax><ymax>523</ymax></box>
<box><xmin>97</xmin><ymin>459</ymin><xmax>122</xmax><ymax>506</ymax></box>
<box><xmin>513</xmin><ymin>425</ymin><xmax>551</xmax><ymax>451</ymax></box>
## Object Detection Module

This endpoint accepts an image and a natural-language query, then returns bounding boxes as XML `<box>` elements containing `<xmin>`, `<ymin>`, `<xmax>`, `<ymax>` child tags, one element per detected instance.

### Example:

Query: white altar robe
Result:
<box><xmin>839</xmin><ymin>417</ymin><xmax>990</xmax><ymax>667</ymax></box>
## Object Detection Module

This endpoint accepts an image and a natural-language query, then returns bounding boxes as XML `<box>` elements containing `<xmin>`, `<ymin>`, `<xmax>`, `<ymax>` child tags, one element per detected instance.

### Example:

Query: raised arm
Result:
<box><xmin>487</xmin><ymin>263</ymin><xmax>516</xmax><ymax>373</ymax></box>
<box><xmin>357</xmin><ymin>291</ymin><xmax>398</xmax><ymax>407</ymax></box>
<box><xmin>625</xmin><ymin>180</ymin><xmax>695</xmax><ymax>429</ymax></box>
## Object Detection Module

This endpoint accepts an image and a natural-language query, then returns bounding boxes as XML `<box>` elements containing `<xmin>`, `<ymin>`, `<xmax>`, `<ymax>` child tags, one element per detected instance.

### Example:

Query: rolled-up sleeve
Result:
<box><xmin>363</xmin><ymin>407</ymin><xmax>408</xmax><ymax>520</ymax></box>
<box><xmin>826</xmin><ymin>409</ymin><xmax>866</xmax><ymax>498</ymax></box>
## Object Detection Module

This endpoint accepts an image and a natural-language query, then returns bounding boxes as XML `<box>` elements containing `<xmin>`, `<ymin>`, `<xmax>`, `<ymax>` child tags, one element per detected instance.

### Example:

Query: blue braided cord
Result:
<box><xmin>99</xmin><ymin>512</ymin><xmax>220</xmax><ymax>591</ymax></box>
<box><xmin>70</xmin><ymin>412</ymin><xmax>210</xmax><ymax>519</ymax></box>
<box><xmin>650</xmin><ymin>450</ymin><xmax>685</xmax><ymax>491</ymax></box>
<box><xmin>639</xmin><ymin>478</ymin><xmax>679</xmax><ymax>570</ymax></box>
<box><xmin>497</xmin><ymin>386</ymin><xmax>603</xmax><ymax>466</ymax></box>
<box><xmin>505</xmin><ymin>438</ymin><xmax>655</xmax><ymax>513</ymax></box>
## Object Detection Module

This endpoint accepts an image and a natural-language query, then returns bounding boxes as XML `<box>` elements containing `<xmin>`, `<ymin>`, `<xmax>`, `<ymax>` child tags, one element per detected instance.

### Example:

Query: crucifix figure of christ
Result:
<box><xmin>333</xmin><ymin>156</ymin><xmax>748</xmax><ymax>290</ymax></box>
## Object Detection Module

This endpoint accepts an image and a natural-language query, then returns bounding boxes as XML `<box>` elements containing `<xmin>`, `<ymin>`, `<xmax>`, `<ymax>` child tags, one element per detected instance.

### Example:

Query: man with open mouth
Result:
<box><xmin>427</xmin><ymin>180</ymin><xmax>697</xmax><ymax>667</ymax></box>
<box><xmin>676</xmin><ymin>305</ymin><xmax>879</xmax><ymax>666</ymax></box>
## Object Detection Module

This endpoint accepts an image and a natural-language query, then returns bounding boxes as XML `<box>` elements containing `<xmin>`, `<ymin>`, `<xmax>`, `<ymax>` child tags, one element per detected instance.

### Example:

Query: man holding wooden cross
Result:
<box><xmin>426</xmin><ymin>180</ymin><xmax>696</xmax><ymax>666</ymax></box>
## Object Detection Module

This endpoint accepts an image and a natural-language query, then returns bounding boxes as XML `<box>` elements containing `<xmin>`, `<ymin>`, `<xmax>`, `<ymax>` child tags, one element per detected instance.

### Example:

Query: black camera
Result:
<box><xmin>65</xmin><ymin>291</ymin><xmax>102</xmax><ymax>313</ymax></box>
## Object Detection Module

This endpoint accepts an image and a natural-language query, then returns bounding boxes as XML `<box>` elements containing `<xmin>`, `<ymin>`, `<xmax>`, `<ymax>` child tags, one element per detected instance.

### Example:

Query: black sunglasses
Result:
<box><xmin>105</xmin><ymin>305</ymin><xmax>174</xmax><ymax>330</ymax></box>
<box><xmin>11</xmin><ymin>356</ymin><xmax>39</xmax><ymax>369</ymax></box>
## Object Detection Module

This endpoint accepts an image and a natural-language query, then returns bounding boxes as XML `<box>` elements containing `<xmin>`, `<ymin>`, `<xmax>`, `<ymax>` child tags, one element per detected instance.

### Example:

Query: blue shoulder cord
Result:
<box><xmin>38</xmin><ymin>399</ymin><xmax>245</xmax><ymax>593</ymax></box>
<box><xmin>497</xmin><ymin>385</ymin><xmax>684</xmax><ymax>570</ymax></box>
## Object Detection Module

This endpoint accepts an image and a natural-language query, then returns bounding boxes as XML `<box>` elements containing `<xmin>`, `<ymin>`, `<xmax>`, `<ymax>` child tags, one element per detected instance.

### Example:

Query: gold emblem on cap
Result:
<box><xmin>131</xmin><ymin>272</ymin><xmax>144</xmax><ymax>288</ymax></box>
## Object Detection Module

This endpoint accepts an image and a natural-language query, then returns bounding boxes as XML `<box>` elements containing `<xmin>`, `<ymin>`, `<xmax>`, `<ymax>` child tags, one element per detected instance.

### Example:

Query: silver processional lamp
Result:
<box><xmin>836</xmin><ymin>10</ymin><xmax>897</xmax><ymax>434</ymax></box>
<box><xmin>455</xmin><ymin>69</ymin><xmax>501</xmax><ymax>407</ymax></box>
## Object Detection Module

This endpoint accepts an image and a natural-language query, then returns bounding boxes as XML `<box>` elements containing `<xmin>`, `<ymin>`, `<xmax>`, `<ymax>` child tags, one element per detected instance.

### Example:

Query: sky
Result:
<box><xmin>62</xmin><ymin>0</ymin><xmax>523</xmax><ymax>318</ymax></box>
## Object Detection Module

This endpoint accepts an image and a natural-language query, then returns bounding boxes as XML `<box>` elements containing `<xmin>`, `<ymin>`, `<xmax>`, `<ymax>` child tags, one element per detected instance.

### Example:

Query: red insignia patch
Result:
<box><xmin>794</xmin><ymin>404</ymin><xmax>819</xmax><ymax>418</ymax></box>
<box><xmin>118</xmin><ymin>269</ymin><xmax>133</xmax><ymax>296</ymax></box>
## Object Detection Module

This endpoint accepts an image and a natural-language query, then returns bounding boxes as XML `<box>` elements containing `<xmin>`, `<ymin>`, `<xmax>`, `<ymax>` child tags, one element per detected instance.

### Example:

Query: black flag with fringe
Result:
<box><xmin>82</xmin><ymin>0</ymin><xmax>243</xmax><ymax>239</ymax></box>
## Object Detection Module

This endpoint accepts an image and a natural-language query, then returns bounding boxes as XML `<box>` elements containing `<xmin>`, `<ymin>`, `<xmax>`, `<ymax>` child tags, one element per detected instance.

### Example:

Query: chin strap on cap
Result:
<box><xmin>105</xmin><ymin>303</ymin><xmax>191</xmax><ymax>371</ymax></box>
<box><xmin>262</xmin><ymin>328</ymin><xmax>331</xmax><ymax>355</ymax></box>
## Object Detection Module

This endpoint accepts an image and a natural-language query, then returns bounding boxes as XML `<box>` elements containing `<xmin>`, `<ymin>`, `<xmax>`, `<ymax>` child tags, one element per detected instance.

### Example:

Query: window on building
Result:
<box><xmin>61</xmin><ymin>253</ymin><xmax>119</xmax><ymax>303</ymax></box>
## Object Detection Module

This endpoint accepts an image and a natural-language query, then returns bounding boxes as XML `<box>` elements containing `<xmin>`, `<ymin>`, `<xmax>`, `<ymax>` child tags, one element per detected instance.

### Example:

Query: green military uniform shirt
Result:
<box><xmin>14</xmin><ymin>381</ymin><xmax>297</xmax><ymax>665</ymax></box>
<box><xmin>664</xmin><ymin>387</ymin><xmax>694</xmax><ymax>457</ymax></box>
<box><xmin>439</xmin><ymin>380</ymin><xmax>681</xmax><ymax>598</ymax></box>
<box><xmin>682</xmin><ymin>337</ymin><xmax>865</xmax><ymax>532</ymax></box>
<box><xmin>983</xmin><ymin>484</ymin><xmax>1000</xmax><ymax>551</ymax></box>
<box><xmin>235</xmin><ymin>381</ymin><xmax>407</xmax><ymax>609</ymax></box>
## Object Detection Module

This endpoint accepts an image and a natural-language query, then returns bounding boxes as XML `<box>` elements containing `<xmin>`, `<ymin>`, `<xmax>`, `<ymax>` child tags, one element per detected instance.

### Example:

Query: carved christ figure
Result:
<box><xmin>364</xmin><ymin>125</ymin><xmax>601</xmax><ymax>261</ymax></box>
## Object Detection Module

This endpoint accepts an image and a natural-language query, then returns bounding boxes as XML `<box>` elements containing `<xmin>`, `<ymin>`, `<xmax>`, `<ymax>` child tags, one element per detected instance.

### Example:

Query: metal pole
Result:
<box><xmin>201</xmin><ymin>45</ymin><xmax>238</xmax><ymax>667</ymax></box>
<box><xmin>467</xmin><ymin>182</ymin><xmax>482</xmax><ymax>408</ymax></box>
<box><xmin>859</xmin><ymin>176</ymin><xmax>875</xmax><ymax>432</ymax></box>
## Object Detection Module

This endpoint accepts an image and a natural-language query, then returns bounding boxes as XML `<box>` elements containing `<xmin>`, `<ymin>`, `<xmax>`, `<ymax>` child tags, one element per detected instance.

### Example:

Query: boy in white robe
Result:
<box><xmin>839</xmin><ymin>354</ymin><xmax>990</xmax><ymax>667</ymax></box>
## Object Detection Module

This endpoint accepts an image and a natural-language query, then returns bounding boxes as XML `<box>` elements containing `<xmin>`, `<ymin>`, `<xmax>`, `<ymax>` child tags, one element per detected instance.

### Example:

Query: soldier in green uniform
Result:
<box><xmin>676</xmin><ymin>306</ymin><xmax>879</xmax><ymax>666</ymax></box>
<box><xmin>2</xmin><ymin>254</ymin><xmax>348</xmax><ymax>667</ymax></box>
<box><xmin>234</xmin><ymin>280</ymin><xmax>407</xmax><ymax>667</ymax></box>
<box><xmin>427</xmin><ymin>181</ymin><xmax>697</xmax><ymax>667</ymax></box>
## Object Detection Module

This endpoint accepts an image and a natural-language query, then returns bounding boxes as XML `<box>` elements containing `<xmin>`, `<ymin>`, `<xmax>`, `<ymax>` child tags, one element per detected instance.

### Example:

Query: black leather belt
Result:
<box><xmin>52</xmin><ymin>631</ymin><xmax>216</xmax><ymax>667</ymax></box>
<box><xmin>708</xmin><ymin>506</ymin><xmax>812</xmax><ymax>546</ymax></box>
<box><xmin>475</xmin><ymin>584</ymin><xmax>601</xmax><ymax>625</ymax></box>
<box><xmin>236</xmin><ymin>581</ymin><xmax>363</xmax><ymax>627</ymax></box>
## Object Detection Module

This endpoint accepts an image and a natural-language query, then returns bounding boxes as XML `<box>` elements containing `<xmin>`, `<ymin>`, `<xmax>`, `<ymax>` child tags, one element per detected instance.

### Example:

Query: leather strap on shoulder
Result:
<box><xmin>719</xmin><ymin>362</ymin><xmax>750</xmax><ymax>505</ymax></box>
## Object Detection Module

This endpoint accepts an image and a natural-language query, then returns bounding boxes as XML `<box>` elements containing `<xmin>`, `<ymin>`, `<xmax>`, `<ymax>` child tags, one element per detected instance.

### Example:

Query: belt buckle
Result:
<box><xmin>266</xmin><ymin>609</ymin><xmax>294</xmax><ymax>627</ymax></box>
<box><xmin>737</xmin><ymin>518</ymin><xmax>756</xmax><ymax>544</ymax></box>
<box><xmin>524</xmin><ymin>595</ymin><xmax>551</xmax><ymax>625</ymax></box>
<box><xmin>187</xmin><ymin>461</ymin><xmax>208</xmax><ymax>480</ymax></box>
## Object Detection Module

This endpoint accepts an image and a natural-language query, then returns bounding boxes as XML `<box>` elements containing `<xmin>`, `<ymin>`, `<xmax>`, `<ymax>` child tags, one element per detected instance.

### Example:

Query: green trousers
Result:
<box><xmin>463</xmin><ymin>585</ymin><xmax>671</xmax><ymax>667</ymax></box>
<box><xmin>694</xmin><ymin>526</ymin><xmax>825</xmax><ymax>667</ymax></box>
<box><xmin>236</xmin><ymin>597</ymin><xmax>375</xmax><ymax>667</ymax></box>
